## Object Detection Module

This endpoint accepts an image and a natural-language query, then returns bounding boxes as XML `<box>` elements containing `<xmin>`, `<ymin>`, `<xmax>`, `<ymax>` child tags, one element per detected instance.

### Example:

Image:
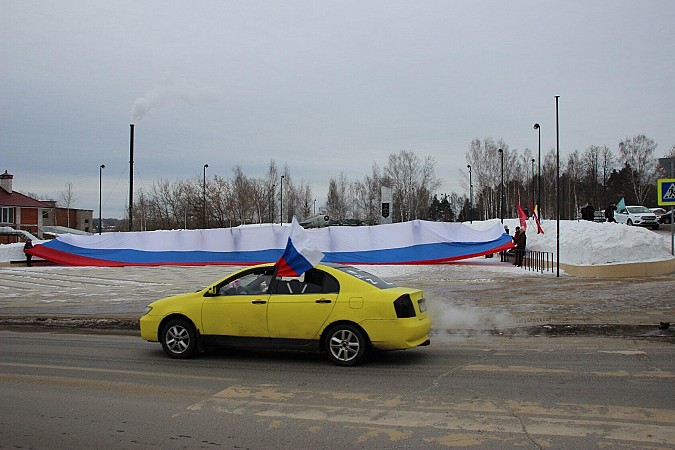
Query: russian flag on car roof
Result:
<box><xmin>274</xmin><ymin>217</ymin><xmax>325</xmax><ymax>277</ymax></box>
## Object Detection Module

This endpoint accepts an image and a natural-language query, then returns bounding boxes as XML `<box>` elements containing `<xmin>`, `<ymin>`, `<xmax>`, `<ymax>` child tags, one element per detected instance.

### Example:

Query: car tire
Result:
<box><xmin>160</xmin><ymin>318</ymin><xmax>198</xmax><ymax>359</ymax></box>
<box><xmin>324</xmin><ymin>324</ymin><xmax>368</xmax><ymax>367</ymax></box>
<box><xmin>627</xmin><ymin>219</ymin><xmax>633</xmax><ymax>226</ymax></box>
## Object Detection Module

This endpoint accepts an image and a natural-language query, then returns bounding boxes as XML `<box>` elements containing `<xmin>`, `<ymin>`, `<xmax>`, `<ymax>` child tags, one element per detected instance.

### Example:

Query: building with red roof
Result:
<box><xmin>1</xmin><ymin>171</ymin><xmax>93</xmax><ymax>244</ymax></box>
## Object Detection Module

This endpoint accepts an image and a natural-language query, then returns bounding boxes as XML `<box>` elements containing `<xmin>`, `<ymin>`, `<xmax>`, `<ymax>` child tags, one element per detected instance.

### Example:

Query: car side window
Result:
<box><xmin>269</xmin><ymin>268</ymin><xmax>339</xmax><ymax>295</ymax></box>
<box><xmin>218</xmin><ymin>269</ymin><xmax>273</xmax><ymax>296</ymax></box>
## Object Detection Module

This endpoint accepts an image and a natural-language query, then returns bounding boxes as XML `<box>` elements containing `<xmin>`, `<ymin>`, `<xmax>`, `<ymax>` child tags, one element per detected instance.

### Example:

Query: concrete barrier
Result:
<box><xmin>560</xmin><ymin>258</ymin><xmax>675</xmax><ymax>278</ymax></box>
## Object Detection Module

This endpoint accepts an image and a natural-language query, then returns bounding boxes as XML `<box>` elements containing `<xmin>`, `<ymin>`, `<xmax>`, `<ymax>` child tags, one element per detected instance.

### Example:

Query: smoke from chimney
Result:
<box><xmin>130</xmin><ymin>80</ymin><xmax>218</xmax><ymax>123</ymax></box>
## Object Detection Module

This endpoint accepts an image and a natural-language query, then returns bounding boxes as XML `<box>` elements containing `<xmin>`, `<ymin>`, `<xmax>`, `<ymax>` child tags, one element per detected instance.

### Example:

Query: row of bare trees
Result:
<box><xmin>130</xmin><ymin>161</ymin><xmax>318</xmax><ymax>231</ymax></box>
<box><xmin>120</xmin><ymin>137</ymin><xmax>671</xmax><ymax>231</ymax></box>
<box><xmin>464</xmin><ymin>135</ymin><xmax>674</xmax><ymax>221</ymax></box>
<box><xmin>125</xmin><ymin>150</ymin><xmax>441</xmax><ymax>231</ymax></box>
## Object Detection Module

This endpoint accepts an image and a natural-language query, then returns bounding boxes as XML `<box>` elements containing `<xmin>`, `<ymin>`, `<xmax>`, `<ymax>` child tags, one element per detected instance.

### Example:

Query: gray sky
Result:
<box><xmin>2</xmin><ymin>1</ymin><xmax>674</xmax><ymax>219</ymax></box>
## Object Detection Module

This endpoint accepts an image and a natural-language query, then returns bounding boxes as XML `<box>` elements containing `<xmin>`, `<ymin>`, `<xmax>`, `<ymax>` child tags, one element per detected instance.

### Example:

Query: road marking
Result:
<box><xmin>0</xmin><ymin>361</ymin><xmax>239</xmax><ymax>382</ymax></box>
<box><xmin>462</xmin><ymin>364</ymin><xmax>674</xmax><ymax>378</ymax></box>
<box><xmin>599</xmin><ymin>350</ymin><xmax>646</xmax><ymax>355</ymax></box>
<box><xmin>185</xmin><ymin>384</ymin><xmax>675</xmax><ymax>445</ymax></box>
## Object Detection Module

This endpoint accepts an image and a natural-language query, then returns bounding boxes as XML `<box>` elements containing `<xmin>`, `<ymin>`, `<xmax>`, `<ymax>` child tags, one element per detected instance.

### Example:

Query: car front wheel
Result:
<box><xmin>627</xmin><ymin>219</ymin><xmax>633</xmax><ymax>226</ymax></box>
<box><xmin>325</xmin><ymin>324</ymin><xmax>367</xmax><ymax>366</ymax></box>
<box><xmin>160</xmin><ymin>318</ymin><xmax>198</xmax><ymax>359</ymax></box>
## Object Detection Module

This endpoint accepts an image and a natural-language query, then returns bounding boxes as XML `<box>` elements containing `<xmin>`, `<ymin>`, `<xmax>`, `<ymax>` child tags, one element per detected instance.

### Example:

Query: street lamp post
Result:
<box><xmin>99</xmin><ymin>164</ymin><xmax>105</xmax><ymax>234</ymax></box>
<box><xmin>203</xmin><ymin>164</ymin><xmax>208</xmax><ymax>228</ymax></box>
<box><xmin>531</xmin><ymin>158</ymin><xmax>535</xmax><ymax>214</ymax></box>
<box><xmin>280</xmin><ymin>175</ymin><xmax>284</xmax><ymax>225</ymax></box>
<box><xmin>498</xmin><ymin>149</ymin><xmax>504</xmax><ymax>224</ymax></box>
<box><xmin>314</xmin><ymin>199</ymin><xmax>316</xmax><ymax>215</ymax></box>
<box><xmin>467</xmin><ymin>164</ymin><xmax>472</xmax><ymax>223</ymax></box>
<box><xmin>533</xmin><ymin>123</ymin><xmax>541</xmax><ymax>217</ymax></box>
<box><xmin>555</xmin><ymin>96</ymin><xmax>560</xmax><ymax>278</ymax></box>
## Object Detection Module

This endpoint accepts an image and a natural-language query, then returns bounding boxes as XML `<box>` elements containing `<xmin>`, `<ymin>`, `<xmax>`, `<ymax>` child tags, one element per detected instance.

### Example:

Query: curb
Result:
<box><xmin>1</xmin><ymin>317</ymin><xmax>673</xmax><ymax>339</ymax></box>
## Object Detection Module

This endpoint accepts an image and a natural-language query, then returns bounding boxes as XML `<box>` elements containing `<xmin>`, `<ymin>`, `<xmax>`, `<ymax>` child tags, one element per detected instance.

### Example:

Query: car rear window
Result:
<box><xmin>335</xmin><ymin>266</ymin><xmax>397</xmax><ymax>289</ymax></box>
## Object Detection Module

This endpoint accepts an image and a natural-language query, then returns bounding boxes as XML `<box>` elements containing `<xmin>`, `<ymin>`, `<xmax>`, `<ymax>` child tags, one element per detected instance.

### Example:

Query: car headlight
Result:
<box><xmin>142</xmin><ymin>306</ymin><xmax>153</xmax><ymax>316</ymax></box>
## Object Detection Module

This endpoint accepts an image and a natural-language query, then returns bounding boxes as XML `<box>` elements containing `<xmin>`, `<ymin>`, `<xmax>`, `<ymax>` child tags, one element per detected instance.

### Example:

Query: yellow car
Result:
<box><xmin>140</xmin><ymin>263</ymin><xmax>431</xmax><ymax>366</ymax></box>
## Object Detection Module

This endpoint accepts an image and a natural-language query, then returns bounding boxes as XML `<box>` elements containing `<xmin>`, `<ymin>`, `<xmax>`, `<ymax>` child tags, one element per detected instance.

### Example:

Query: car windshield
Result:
<box><xmin>627</xmin><ymin>206</ymin><xmax>650</xmax><ymax>214</ymax></box>
<box><xmin>335</xmin><ymin>266</ymin><xmax>396</xmax><ymax>289</ymax></box>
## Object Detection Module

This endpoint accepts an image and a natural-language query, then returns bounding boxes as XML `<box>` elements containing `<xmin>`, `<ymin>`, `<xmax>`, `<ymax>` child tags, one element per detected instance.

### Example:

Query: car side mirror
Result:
<box><xmin>204</xmin><ymin>286</ymin><xmax>219</xmax><ymax>297</ymax></box>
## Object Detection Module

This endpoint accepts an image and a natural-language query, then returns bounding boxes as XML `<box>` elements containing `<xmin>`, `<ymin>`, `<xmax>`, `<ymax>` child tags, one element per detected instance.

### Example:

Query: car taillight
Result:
<box><xmin>393</xmin><ymin>295</ymin><xmax>416</xmax><ymax>318</ymax></box>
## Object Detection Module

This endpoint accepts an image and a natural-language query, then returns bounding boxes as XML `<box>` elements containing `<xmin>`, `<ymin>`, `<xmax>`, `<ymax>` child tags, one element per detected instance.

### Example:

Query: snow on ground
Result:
<box><xmin>0</xmin><ymin>219</ymin><xmax>672</xmax><ymax>266</ymax></box>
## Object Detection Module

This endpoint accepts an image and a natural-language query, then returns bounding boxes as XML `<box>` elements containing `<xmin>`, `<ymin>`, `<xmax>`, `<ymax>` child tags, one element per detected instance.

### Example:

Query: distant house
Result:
<box><xmin>0</xmin><ymin>170</ymin><xmax>93</xmax><ymax>244</ymax></box>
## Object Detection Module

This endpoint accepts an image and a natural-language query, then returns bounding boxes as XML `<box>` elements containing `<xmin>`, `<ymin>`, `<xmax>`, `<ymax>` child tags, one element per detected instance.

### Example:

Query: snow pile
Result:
<box><xmin>530</xmin><ymin>220</ymin><xmax>671</xmax><ymax>265</ymax></box>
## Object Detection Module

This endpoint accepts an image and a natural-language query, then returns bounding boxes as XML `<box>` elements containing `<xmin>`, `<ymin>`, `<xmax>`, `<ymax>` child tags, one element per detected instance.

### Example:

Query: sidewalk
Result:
<box><xmin>0</xmin><ymin>261</ymin><xmax>673</xmax><ymax>337</ymax></box>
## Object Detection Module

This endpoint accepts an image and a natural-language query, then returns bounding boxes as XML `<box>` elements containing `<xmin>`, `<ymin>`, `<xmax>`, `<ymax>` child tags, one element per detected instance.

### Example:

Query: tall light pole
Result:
<box><xmin>531</xmin><ymin>158</ymin><xmax>535</xmax><ymax>214</ymax></box>
<box><xmin>203</xmin><ymin>164</ymin><xmax>208</xmax><ymax>228</ymax></box>
<box><xmin>280</xmin><ymin>175</ymin><xmax>284</xmax><ymax>225</ymax></box>
<box><xmin>99</xmin><ymin>164</ymin><xmax>105</xmax><ymax>234</ymax></box>
<box><xmin>314</xmin><ymin>199</ymin><xmax>316</xmax><ymax>215</ymax></box>
<box><xmin>555</xmin><ymin>96</ymin><xmax>560</xmax><ymax>278</ymax></box>
<box><xmin>533</xmin><ymin>123</ymin><xmax>541</xmax><ymax>217</ymax></box>
<box><xmin>467</xmin><ymin>164</ymin><xmax>472</xmax><ymax>223</ymax></box>
<box><xmin>498</xmin><ymin>148</ymin><xmax>504</xmax><ymax>224</ymax></box>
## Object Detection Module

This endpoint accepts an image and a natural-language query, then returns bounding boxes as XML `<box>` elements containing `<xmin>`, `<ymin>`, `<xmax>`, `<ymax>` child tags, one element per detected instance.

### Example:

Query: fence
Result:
<box><xmin>523</xmin><ymin>250</ymin><xmax>554</xmax><ymax>273</ymax></box>
<box><xmin>500</xmin><ymin>249</ymin><xmax>554</xmax><ymax>273</ymax></box>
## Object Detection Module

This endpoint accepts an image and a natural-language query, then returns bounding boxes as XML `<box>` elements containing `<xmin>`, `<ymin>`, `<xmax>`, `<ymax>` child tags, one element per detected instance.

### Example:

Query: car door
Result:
<box><xmin>201</xmin><ymin>268</ymin><xmax>273</xmax><ymax>338</ymax></box>
<box><xmin>266</xmin><ymin>268</ymin><xmax>339</xmax><ymax>340</ymax></box>
<box><xmin>615</xmin><ymin>209</ymin><xmax>627</xmax><ymax>224</ymax></box>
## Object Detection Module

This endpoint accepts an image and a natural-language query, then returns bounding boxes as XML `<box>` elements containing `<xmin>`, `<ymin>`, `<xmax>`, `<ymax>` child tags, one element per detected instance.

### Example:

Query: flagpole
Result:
<box><xmin>555</xmin><ymin>95</ymin><xmax>560</xmax><ymax>278</ymax></box>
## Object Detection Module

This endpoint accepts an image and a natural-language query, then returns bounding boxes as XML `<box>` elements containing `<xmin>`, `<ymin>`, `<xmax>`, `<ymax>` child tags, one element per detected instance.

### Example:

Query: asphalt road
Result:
<box><xmin>1</xmin><ymin>330</ymin><xmax>673</xmax><ymax>449</ymax></box>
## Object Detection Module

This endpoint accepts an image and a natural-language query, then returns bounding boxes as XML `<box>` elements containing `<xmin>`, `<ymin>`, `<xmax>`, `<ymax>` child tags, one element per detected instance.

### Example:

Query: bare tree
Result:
<box><xmin>447</xmin><ymin>192</ymin><xmax>465</xmax><ymax>220</ymax></box>
<box><xmin>352</xmin><ymin>163</ymin><xmax>383</xmax><ymax>224</ymax></box>
<box><xmin>325</xmin><ymin>172</ymin><xmax>350</xmax><ymax>222</ymax></box>
<box><xmin>619</xmin><ymin>134</ymin><xmax>658</xmax><ymax>205</ymax></box>
<box><xmin>384</xmin><ymin>150</ymin><xmax>440</xmax><ymax>222</ymax></box>
<box><xmin>58</xmin><ymin>181</ymin><xmax>78</xmax><ymax>228</ymax></box>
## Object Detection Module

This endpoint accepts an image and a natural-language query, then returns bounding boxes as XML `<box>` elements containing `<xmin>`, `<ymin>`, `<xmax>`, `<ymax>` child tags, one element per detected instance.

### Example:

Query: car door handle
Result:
<box><xmin>251</xmin><ymin>300</ymin><xmax>267</xmax><ymax>304</ymax></box>
<box><xmin>315</xmin><ymin>299</ymin><xmax>332</xmax><ymax>304</ymax></box>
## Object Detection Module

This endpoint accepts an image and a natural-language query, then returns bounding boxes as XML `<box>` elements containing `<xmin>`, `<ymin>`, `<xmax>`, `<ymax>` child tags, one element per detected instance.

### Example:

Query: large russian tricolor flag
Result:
<box><xmin>27</xmin><ymin>220</ymin><xmax>514</xmax><ymax>267</ymax></box>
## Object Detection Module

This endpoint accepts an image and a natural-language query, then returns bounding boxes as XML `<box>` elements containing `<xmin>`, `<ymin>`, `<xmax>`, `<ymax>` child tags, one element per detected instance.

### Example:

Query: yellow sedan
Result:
<box><xmin>140</xmin><ymin>263</ymin><xmax>430</xmax><ymax>366</ymax></box>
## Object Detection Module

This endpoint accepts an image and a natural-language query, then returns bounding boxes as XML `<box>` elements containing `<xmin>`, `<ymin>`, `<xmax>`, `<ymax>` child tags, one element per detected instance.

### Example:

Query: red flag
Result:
<box><xmin>533</xmin><ymin>204</ymin><xmax>544</xmax><ymax>234</ymax></box>
<box><xmin>517</xmin><ymin>203</ymin><xmax>528</xmax><ymax>230</ymax></box>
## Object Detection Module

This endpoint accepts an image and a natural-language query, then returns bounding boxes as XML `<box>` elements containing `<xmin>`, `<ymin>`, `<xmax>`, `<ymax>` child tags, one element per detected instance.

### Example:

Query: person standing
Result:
<box><xmin>23</xmin><ymin>239</ymin><xmax>33</xmax><ymax>267</ymax></box>
<box><xmin>605</xmin><ymin>203</ymin><xmax>616</xmax><ymax>222</ymax></box>
<box><xmin>513</xmin><ymin>227</ymin><xmax>527</xmax><ymax>267</ymax></box>
<box><xmin>581</xmin><ymin>202</ymin><xmax>595</xmax><ymax>221</ymax></box>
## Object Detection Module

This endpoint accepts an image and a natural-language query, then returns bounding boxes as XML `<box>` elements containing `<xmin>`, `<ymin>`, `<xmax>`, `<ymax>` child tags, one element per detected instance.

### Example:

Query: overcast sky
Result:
<box><xmin>2</xmin><ymin>1</ymin><xmax>674</xmax><ymax>219</ymax></box>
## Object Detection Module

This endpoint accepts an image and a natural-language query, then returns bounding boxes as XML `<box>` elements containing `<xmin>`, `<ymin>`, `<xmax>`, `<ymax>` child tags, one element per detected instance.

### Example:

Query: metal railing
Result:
<box><xmin>500</xmin><ymin>249</ymin><xmax>554</xmax><ymax>273</ymax></box>
<box><xmin>523</xmin><ymin>250</ymin><xmax>554</xmax><ymax>273</ymax></box>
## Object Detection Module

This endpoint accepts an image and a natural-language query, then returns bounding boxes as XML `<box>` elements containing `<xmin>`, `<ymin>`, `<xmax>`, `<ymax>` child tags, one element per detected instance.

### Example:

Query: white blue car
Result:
<box><xmin>615</xmin><ymin>206</ymin><xmax>659</xmax><ymax>230</ymax></box>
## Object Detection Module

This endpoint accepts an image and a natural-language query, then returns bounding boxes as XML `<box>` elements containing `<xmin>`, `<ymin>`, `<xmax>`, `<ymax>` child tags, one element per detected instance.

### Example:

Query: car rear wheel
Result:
<box><xmin>160</xmin><ymin>318</ymin><xmax>198</xmax><ymax>359</ymax></box>
<box><xmin>325</xmin><ymin>324</ymin><xmax>367</xmax><ymax>366</ymax></box>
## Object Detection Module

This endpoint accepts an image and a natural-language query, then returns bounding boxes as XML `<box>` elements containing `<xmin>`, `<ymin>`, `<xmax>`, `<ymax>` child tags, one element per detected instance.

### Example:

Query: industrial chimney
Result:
<box><xmin>129</xmin><ymin>124</ymin><xmax>134</xmax><ymax>231</ymax></box>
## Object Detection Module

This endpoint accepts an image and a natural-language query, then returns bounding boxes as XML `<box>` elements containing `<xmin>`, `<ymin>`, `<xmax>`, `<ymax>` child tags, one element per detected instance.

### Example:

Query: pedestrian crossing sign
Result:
<box><xmin>658</xmin><ymin>178</ymin><xmax>675</xmax><ymax>206</ymax></box>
